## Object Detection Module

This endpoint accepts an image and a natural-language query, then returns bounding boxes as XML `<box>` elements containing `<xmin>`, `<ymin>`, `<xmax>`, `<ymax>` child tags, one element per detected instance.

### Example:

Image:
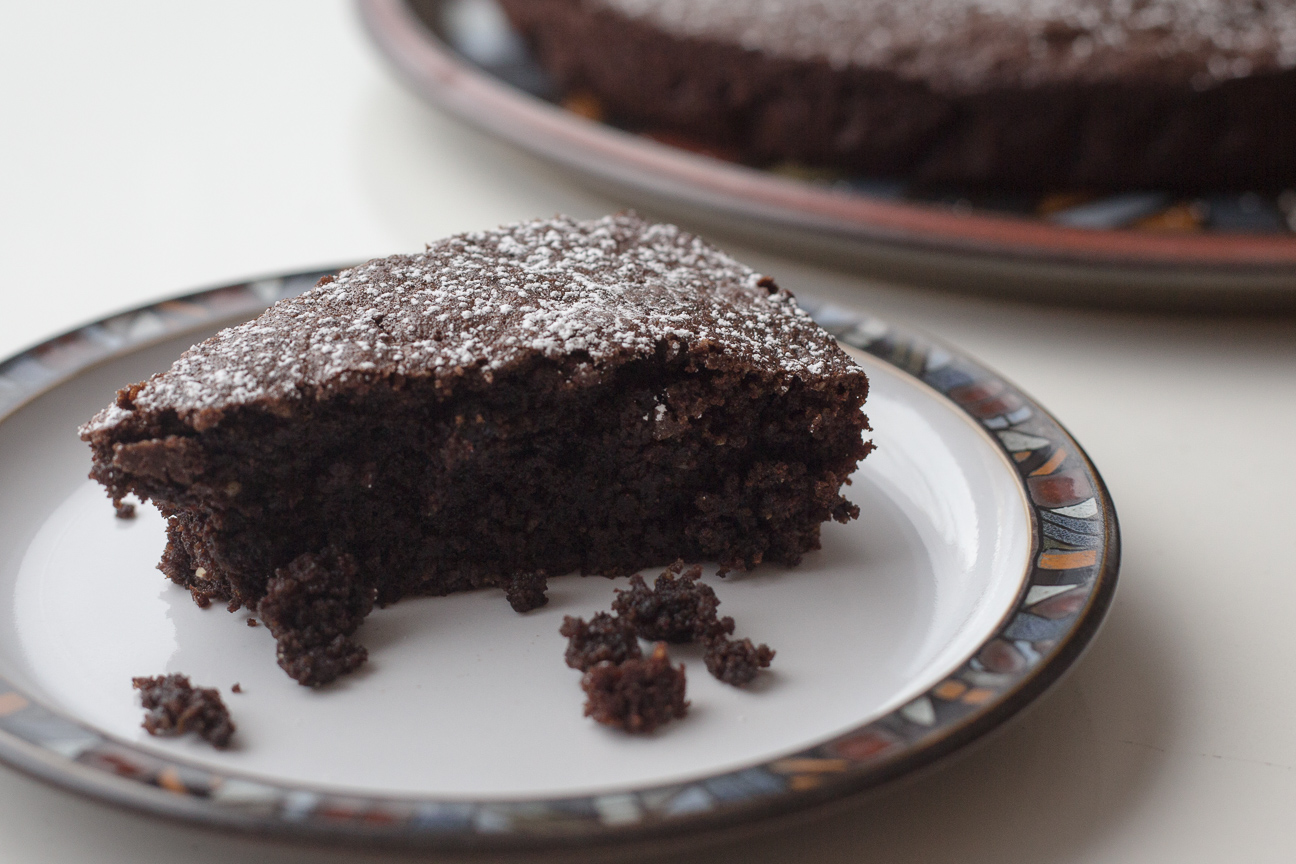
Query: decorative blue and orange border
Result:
<box><xmin>0</xmin><ymin>272</ymin><xmax>1118</xmax><ymax>852</ymax></box>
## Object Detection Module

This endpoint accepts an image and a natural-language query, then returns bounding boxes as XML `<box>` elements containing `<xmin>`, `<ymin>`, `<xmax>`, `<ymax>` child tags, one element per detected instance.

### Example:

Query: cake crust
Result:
<box><xmin>587</xmin><ymin>0</ymin><xmax>1296</xmax><ymax>92</ymax></box>
<box><xmin>82</xmin><ymin>214</ymin><xmax>857</xmax><ymax>435</ymax></box>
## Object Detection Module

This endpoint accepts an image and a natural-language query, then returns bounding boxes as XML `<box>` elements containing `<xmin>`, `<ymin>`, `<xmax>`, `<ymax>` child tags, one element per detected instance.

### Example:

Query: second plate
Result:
<box><xmin>359</xmin><ymin>0</ymin><xmax>1296</xmax><ymax>308</ymax></box>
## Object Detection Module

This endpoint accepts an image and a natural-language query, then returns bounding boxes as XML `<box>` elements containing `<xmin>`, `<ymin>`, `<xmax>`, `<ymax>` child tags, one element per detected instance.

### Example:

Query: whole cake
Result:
<box><xmin>81</xmin><ymin>214</ymin><xmax>872</xmax><ymax>686</ymax></box>
<box><xmin>499</xmin><ymin>0</ymin><xmax>1296</xmax><ymax>192</ymax></box>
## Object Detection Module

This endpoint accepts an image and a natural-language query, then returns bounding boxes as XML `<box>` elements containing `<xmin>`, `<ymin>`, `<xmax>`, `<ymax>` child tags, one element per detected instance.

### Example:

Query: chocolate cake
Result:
<box><xmin>256</xmin><ymin>546</ymin><xmax>373</xmax><ymax>686</ymax></box>
<box><xmin>561</xmin><ymin>612</ymin><xmax>643</xmax><ymax>671</ymax></box>
<box><xmin>611</xmin><ymin>562</ymin><xmax>734</xmax><ymax>643</ymax></box>
<box><xmin>704</xmin><ymin>636</ymin><xmax>775</xmax><ymax>687</ymax></box>
<box><xmin>499</xmin><ymin>0</ymin><xmax>1296</xmax><ymax>192</ymax></box>
<box><xmin>564</xmin><ymin>562</ymin><xmax>775</xmax><ymax>688</ymax></box>
<box><xmin>81</xmin><ymin>213</ymin><xmax>870</xmax><ymax>686</ymax></box>
<box><xmin>132</xmin><ymin>674</ymin><xmax>235</xmax><ymax>749</ymax></box>
<box><xmin>581</xmin><ymin>642</ymin><xmax>688</xmax><ymax>732</ymax></box>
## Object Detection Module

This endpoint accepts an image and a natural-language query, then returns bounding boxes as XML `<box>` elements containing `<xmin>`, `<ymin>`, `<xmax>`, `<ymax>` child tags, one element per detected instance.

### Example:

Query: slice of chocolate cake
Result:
<box><xmin>81</xmin><ymin>213</ymin><xmax>871</xmax><ymax>685</ymax></box>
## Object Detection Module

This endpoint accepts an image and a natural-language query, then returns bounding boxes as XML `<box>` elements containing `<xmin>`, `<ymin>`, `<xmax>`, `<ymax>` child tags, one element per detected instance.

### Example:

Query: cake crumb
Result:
<box><xmin>132</xmin><ymin>674</ymin><xmax>235</xmax><ymax>748</ymax></box>
<box><xmin>704</xmin><ymin>637</ymin><xmax>776</xmax><ymax>686</ymax></box>
<box><xmin>112</xmin><ymin>499</ymin><xmax>136</xmax><ymax>520</ymax></box>
<box><xmin>257</xmin><ymin>547</ymin><xmax>374</xmax><ymax>687</ymax></box>
<box><xmin>560</xmin><ymin>612</ymin><xmax>642</xmax><ymax>671</ymax></box>
<box><xmin>246</xmin><ymin>618</ymin><xmax>258</xmax><ymax>627</ymax></box>
<box><xmin>612</xmin><ymin>565</ymin><xmax>734</xmax><ymax>643</ymax></box>
<box><xmin>504</xmin><ymin>571</ymin><xmax>549</xmax><ymax>613</ymax></box>
<box><xmin>231</xmin><ymin>683</ymin><xmax>242</xmax><ymax>694</ymax></box>
<box><xmin>581</xmin><ymin>643</ymin><xmax>688</xmax><ymax>733</ymax></box>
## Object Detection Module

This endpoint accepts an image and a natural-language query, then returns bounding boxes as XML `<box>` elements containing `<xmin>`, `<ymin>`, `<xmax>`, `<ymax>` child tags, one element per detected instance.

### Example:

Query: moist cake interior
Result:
<box><xmin>132</xmin><ymin>348</ymin><xmax>863</xmax><ymax>613</ymax></box>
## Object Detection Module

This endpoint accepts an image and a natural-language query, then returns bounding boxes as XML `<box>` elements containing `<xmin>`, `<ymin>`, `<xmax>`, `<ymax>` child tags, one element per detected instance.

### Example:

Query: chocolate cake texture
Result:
<box><xmin>564</xmin><ymin>561</ymin><xmax>776</xmax><ymax>691</ymax></box>
<box><xmin>500</xmin><ymin>0</ymin><xmax>1296</xmax><ymax>192</ymax></box>
<box><xmin>581</xmin><ymin>642</ymin><xmax>689</xmax><ymax>732</ymax></box>
<box><xmin>132</xmin><ymin>674</ymin><xmax>235</xmax><ymax>749</ymax></box>
<box><xmin>561</xmin><ymin>611</ymin><xmax>643</xmax><ymax>671</ymax></box>
<box><xmin>612</xmin><ymin>562</ymin><xmax>735</xmax><ymax>643</ymax></box>
<box><xmin>704</xmin><ymin>636</ymin><xmax>775</xmax><ymax>687</ymax></box>
<box><xmin>81</xmin><ymin>213</ymin><xmax>870</xmax><ymax>686</ymax></box>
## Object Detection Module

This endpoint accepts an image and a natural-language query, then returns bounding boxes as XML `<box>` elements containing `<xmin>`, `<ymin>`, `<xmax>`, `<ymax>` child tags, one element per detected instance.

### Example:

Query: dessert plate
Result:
<box><xmin>358</xmin><ymin>0</ymin><xmax>1296</xmax><ymax>309</ymax></box>
<box><xmin>0</xmin><ymin>270</ymin><xmax>1118</xmax><ymax>852</ymax></box>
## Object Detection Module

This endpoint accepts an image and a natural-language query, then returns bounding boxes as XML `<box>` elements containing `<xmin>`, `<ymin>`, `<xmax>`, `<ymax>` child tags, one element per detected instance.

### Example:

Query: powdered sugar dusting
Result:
<box><xmin>599</xmin><ymin>0</ymin><xmax>1296</xmax><ymax>90</ymax></box>
<box><xmin>84</xmin><ymin>214</ymin><xmax>858</xmax><ymax>433</ymax></box>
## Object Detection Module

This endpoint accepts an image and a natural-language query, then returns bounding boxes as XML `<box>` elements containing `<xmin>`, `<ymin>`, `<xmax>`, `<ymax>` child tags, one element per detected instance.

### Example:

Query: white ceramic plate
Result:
<box><xmin>0</xmin><ymin>271</ymin><xmax>1118</xmax><ymax>851</ymax></box>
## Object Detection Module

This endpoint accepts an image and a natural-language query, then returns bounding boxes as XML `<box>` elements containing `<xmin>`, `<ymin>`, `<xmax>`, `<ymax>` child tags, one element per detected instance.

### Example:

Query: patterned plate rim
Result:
<box><xmin>358</xmin><ymin>0</ymin><xmax>1295</xmax><ymax>274</ymax></box>
<box><xmin>0</xmin><ymin>270</ymin><xmax>1120</xmax><ymax>852</ymax></box>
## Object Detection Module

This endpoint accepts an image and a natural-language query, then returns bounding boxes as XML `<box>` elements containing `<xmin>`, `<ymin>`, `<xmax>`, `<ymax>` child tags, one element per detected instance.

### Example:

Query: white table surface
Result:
<box><xmin>1</xmin><ymin>3</ymin><xmax>1294</xmax><ymax>862</ymax></box>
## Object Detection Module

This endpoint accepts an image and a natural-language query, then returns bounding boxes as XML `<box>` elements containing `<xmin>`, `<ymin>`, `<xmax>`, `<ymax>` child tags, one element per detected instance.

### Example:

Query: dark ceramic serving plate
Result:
<box><xmin>359</xmin><ymin>0</ymin><xmax>1296</xmax><ymax>309</ymax></box>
